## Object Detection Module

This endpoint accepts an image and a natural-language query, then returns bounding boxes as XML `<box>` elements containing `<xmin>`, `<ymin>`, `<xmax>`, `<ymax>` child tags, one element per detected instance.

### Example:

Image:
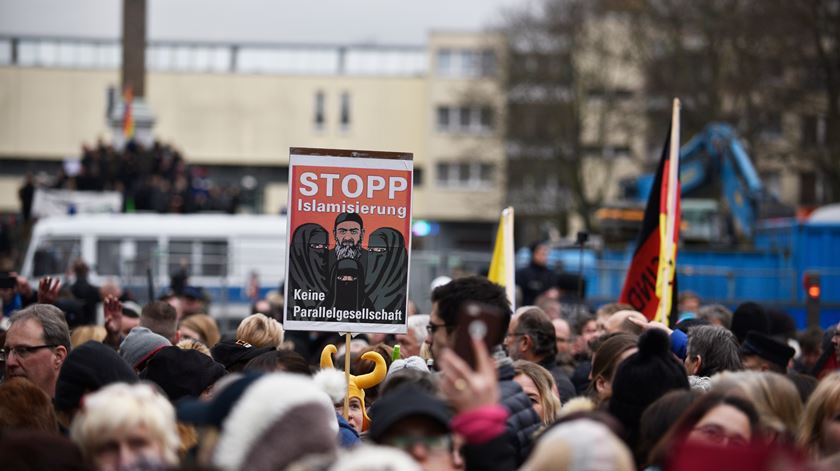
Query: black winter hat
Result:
<box><xmin>731</xmin><ymin>302</ymin><xmax>770</xmax><ymax>344</ymax></box>
<box><xmin>55</xmin><ymin>341</ymin><xmax>137</xmax><ymax>412</ymax></box>
<box><xmin>211</xmin><ymin>339</ymin><xmax>275</xmax><ymax>373</ymax></box>
<box><xmin>740</xmin><ymin>332</ymin><xmax>795</xmax><ymax>371</ymax></box>
<box><xmin>141</xmin><ymin>346</ymin><xmax>227</xmax><ymax>401</ymax></box>
<box><xmin>608</xmin><ymin>329</ymin><xmax>689</xmax><ymax>446</ymax></box>
<box><xmin>368</xmin><ymin>384</ymin><xmax>452</xmax><ymax>443</ymax></box>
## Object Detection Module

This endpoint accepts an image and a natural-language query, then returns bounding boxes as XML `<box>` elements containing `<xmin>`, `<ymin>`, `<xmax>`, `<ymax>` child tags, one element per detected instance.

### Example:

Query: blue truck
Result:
<box><xmin>539</xmin><ymin>124</ymin><xmax>840</xmax><ymax>328</ymax></box>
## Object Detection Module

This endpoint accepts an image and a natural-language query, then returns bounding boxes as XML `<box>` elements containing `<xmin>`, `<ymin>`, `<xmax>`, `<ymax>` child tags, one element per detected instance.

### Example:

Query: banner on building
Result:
<box><xmin>283</xmin><ymin>148</ymin><xmax>413</xmax><ymax>334</ymax></box>
<box><xmin>32</xmin><ymin>189</ymin><xmax>123</xmax><ymax>218</ymax></box>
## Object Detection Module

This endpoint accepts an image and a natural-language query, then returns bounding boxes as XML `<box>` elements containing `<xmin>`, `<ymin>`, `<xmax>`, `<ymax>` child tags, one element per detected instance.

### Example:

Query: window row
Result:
<box><xmin>436</xmin><ymin>105</ymin><xmax>495</xmax><ymax>133</ymax></box>
<box><xmin>313</xmin><ymin>91</ymin><xmax>352</xmax><ymax>131</ymax></box>
<box><xmin>436</xmin><ymin>48</ymin><xmax>497</xmax><ymax>78</ymax></box>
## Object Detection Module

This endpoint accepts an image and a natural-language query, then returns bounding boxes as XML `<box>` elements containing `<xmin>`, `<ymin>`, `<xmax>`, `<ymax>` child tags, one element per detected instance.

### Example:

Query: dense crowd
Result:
<box><xmin>1</xmin><ymin>246</ymin><xmax>840</xmax><ymax>471</ymax></box>
<box><xmin>23</xmin><ymin>140</ymin><xmax>241</xmax><ymax>215</ymax></box>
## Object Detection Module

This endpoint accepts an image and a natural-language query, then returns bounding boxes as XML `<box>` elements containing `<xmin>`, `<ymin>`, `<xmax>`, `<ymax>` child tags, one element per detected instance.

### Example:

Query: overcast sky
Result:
<box><xmin>0</xmin><ymin>0</ymin><xmax>528</xmax><ymax>45</ymax></box>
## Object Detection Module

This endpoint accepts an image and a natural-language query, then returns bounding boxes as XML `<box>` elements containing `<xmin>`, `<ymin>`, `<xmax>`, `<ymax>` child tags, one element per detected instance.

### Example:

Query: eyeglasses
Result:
<box><xmin>426</xmin><ymin>321</ymin><xmax>452</xmax><ymax>335</ymax></box>
<box><xmin>690</xmin><ymin>424</ymin><xmax>749</xmax><ymax>447</ymax></box>
<box><xmin>388</xmin><ymin>434</ymin><xmax>452</xmax><ymax>453</ymax></box>
<box><xmin>0</xmin><ymin>344</ymin><xmax>57</xmax><ymax>361</ymax></box>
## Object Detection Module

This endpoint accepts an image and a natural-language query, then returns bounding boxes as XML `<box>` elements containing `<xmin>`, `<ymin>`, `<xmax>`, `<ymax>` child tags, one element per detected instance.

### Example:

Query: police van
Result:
<box><xmin>20</xmin><ymin>214</ymin><xmax>287</xmax><ymax>315</ymax></box>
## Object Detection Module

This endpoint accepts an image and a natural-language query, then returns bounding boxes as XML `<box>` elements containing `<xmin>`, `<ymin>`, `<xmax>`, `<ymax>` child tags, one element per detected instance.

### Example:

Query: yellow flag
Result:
<box><xmin>488</xmin><ymin>207</ymin><xmax>515</xmax><ymax>309</ymax></box>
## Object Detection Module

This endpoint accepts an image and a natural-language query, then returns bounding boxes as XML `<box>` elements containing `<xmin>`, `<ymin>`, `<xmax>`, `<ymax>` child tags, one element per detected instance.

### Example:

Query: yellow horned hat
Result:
<box><xmin>320</xmin><ymin>344</ymin><xmax>387</xmax><ymax>431</ymax></box>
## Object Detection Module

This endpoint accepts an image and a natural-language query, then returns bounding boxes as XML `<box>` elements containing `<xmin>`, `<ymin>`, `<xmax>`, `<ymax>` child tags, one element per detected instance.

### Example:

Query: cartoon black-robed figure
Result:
<box><xmin>365</xmin><ymin>227</ymin><xmax>408</xmax><ymax>313</ymax></box>
<box><xmin>323</xmin><ymin>258</ymin><xmax>374</xmax><ymax>312</ymax></box>
<box><xmin>288</xmin><ymin>223</ymin><xmax>329</xmax><ymax>314</ymax></box>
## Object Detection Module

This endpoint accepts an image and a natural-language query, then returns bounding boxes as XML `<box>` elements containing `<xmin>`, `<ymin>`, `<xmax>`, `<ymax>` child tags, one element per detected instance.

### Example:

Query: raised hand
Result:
<box><xmin>103</xmin><ymin>295</ymin><xmax>124</xmax><ymax>336</ymax></box>
<box><xmin>438</xmin><ymin>336</ymin><xmax>500</xmax><ymax>413</ymax></box>
<box><xmin>37</xmin><ymin>276</ymin><xmax>61</xmax><ymax>304</ymax></box>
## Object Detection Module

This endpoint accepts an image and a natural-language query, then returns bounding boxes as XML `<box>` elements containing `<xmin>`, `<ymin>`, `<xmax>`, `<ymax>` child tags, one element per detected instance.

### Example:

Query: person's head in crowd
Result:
<box><xmin>536</xmin><ymin>296</ymin><xmax>562</xmax><ymax>320</ymax></box>
<box><xmin>211</xmin><ymin>373</ymin><xmax>339</xmax><ymax>471</ymax></box>
<box><xmin>70</xmin><ymin>325</ymin><xmax>106</xmax><ymax>348</ymax></box>
<box><xmin>799</xmin><ymin>372</ymin><xmax>840</xmax><ymax>458</ymax></box>
<box><xmin>245</xmin><ymin>349</ymin><xmax>311</xmax><ymax>375</ymax></box>
<box><xmin>140</xmin><ymin>301</ymin><xmax>179</xmax><ymax>344</ymax></box>
<box><xmin>589</xmin><ymin>332</ymin><xmax>638</xmax><ymax>405</ymax></box>
<box><xmin>396</xmin><ymin>314</ymin><xmax>429</xmax><ymax>357</ymax></box>
<box><xmin>140</xmin><ymin>346</ymin><xmax>227</xmax><ymax>401</ymax></box>
<box><xmin>119</xmin><ymin>301</ymin><xmax>141</xmax><ymax>336</ymax></box>
<box><xmin>572</xmin><ymin>314</ymin><xmax>600</xmax><ymax>358</ymax></box>
<box><xmin>608</xmin><ymin>329</ymin><xmax>690</xmax><ymax>454</ymax></box>
<box><xmin>71</xmin><ymin>382</ymin><xmax>180</xmax><ymax>471</ymax></box>
<box><xmin>647</xmin><ymin>393</ymin><xmax>759</xmax><ymax>468</ymax></box>
<box><xmin>552</xmin><ymin>318</ymin><xmax>572</xmax><ymax>356</ymax></box>
<box><xmin>380</xmin><ymin>366</ymin><xmax>437</xmax><ymax>398</ymax></box>
<box><xmin>798</xmin><ymin>327</ymin><xmax>824</xmax><ymax>372</ymax></box>
<box><xmin>521</xmin><ymin>418</ymin><xmax>634</xmax><ymax>471</ymax></box>
<box><xmin>513</xmin><ymin>360</ymin><xmax>562</xmax><ymax>426</ymax></box>
<box><xmin>118</xmin><ymin>326</ymin><xmax>171</xmax><ymax>372</ymax></box>
<box><xmin>178</xmin><ymin>313</ymin><xmax>221</xmax><ymax>348</ymax></box>
<box><xmin>595</xmin><ymin>302</ymin><xmax>635</xmax><ymax>334</ymax></box>
<box><xmin>322</xmin><ymin>344</ymin><xmax>387</xmax><ymax>433</ymax></box>
<box><xmin>684</xmin><ymin>325</ymin><xmax>742</xmax><ymax>377</ymax></box>
<box><xmin>766</xmin><ymin>308</ymin><xmax>797</xmax><ymax>340</ymax></box>
<box><xmin>0</xmin><ymin>377</ymin><xmax>58</xmax><ymax>433</ymax></box>
<box><xmin>0</xmin><ymin>430</ymin><xmax>87</xmax><ymax>471</ymax></box>
<box><xmin>697</xmin><ymin>304</ymin><xmax>734</xmax><ymax>330</ymax></box>
<box><xmin>712</xmin><ymin>370</ymin><xmax>803</xmax><ymax>442</ymax></box>
<box><xmin>388</xmin><ymin>356</ymin><xmax>430</xmax><ymax>377</ymax></box>
<box><xmin>529</xmin><ymin>240</ymin><xmax>550</xmax><ymax>268</ymax></box>
<box><xmin>677</xmin><ymin>291</ymin><xmax>701</xmax><ymax>318</ymax></box>
<box><xmin>2</xmin><ymin>304</ymin><xmax>71</xmax><ymax>397</ymax></box>
<box><xmin>604</xmin><ymin>310</ymin><xmax>647</xmax><ymax>336</ymax></box>
<box><xmin>211</xmin><ymin>339</ymin><xmax>275</xmax><ymax>373</ymax></box>
<box><xmin>505</xmin><ymin>307</ymin><xmax>557</xmax><ymax>363</ymax></box>
<box><xmin>637</xmin><ymin>389</ymin><xmax>700</xmax><ymax>467</ymax></box>
<box><xmin>426</xmin><ymin>276</ymin><xmax>511</xmax><ymax>364</ymax></box>
<box><xmin>180</xmin><ymin>286</ymin><xmax>208</xmax><ymax>317</ymax></box>
<box><xmin>369</xmin><ymin>384</ymin><xmax>455</xmax><ymax>470</ymax></box>
<box><xmin>730</xmin><ymin>302</ymin><xmax>770</xmax><ymax>344</ymax></box>
<box><xmin>236</xmin><ymin>313</ymin><xmax>284</xmax><ymax>349</ymax></box>
<box><xmin>159</xmin><ymin>292</ymin><xmax>183</xmax><ymax>320</ymax></box>
<box><xmin>54</xmin><ymin>340</ymin><xmax>137</xmax><ymax>428</ymax></box>
<box><xmin>740</xmin><ymin>331</ymin><xmax>795</xmax><ymax>373</ymax></box>
<box><xmin>177</xmin><ymin>337</ymin><xmax>212</xmax><ymax>356</ymax></box>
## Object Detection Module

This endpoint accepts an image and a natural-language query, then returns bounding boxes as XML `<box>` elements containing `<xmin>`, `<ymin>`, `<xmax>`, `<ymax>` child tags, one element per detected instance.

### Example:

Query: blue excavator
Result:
<box><xmin>598</xmin><ymin>123</ymin><xmax>792</xmax><ymax>245</ymax></box>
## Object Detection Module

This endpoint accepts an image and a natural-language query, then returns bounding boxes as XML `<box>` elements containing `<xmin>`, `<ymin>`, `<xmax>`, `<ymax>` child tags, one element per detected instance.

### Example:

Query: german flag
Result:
<box><xmin>619</xmin><ymin>100</ymin><xmax>681</xmax><ymax>324</ymax></box>
<box><xmin>122</xmin><ymin>86</ymin><xmax>135</xmax><ymax>140</ymax></box>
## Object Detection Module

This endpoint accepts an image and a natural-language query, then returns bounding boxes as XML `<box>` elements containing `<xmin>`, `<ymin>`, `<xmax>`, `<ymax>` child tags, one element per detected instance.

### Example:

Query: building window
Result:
<box><xmin>436</xmin><ymin>48</ymin><xmax>497</xmax><ymax>77</ymax></box>
<box><xmin>314</xmin><ymin>90</ymin><xmax>325</xmax><ymax>130</ymax></box>
<box><xmin>435</xmin><ymin>161</ymin><xmax>495</xmax><ymax>189</ymax></box>
<box><xmin>436</xmin><ymin>105</ymin><xmax>495</xmax><ymax>133</ymax></box>
<box><xmin>340</xmin><ymin>91</ymin><xmax>351</xmax><ymax>130</ymax></box>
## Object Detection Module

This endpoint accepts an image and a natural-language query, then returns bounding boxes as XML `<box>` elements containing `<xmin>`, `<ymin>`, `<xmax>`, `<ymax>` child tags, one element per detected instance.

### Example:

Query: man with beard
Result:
<box><xmin>333</xmin><ymin>213</ymin><xmax>367</xmax><ymax>262</ymax></box>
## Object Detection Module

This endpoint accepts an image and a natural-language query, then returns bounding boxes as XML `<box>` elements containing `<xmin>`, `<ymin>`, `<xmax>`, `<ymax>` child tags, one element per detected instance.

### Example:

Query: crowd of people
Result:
<box><xmin>19</xmin><ymin>140</ymin><xmax>242</xmax><ymax>217</ymax></box>
<box><xmin>1</xmin><ymin>249</ymin><xmax>840</xmax><ymax>471</ymax></box>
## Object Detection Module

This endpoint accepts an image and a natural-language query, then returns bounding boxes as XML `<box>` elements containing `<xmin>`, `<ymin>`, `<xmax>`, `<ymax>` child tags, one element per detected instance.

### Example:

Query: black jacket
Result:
<box><xmin>538</xmin><ymin>357</ymin><xmax>577</xmax><ymax>404</ymax></box>
<box><xmin>462</xmin><ymin>431</ymin><xmax>517</xmax><ymax>471</ymax></box>
<box><xmin>515</xmin><ymin>263</ymin><xmax>556</xmax><ymax>306</ymax></box>
<box><xmin>498</xmin><ymin>360</ymin><xmax>541</xmax><ymax>466</ymax></box>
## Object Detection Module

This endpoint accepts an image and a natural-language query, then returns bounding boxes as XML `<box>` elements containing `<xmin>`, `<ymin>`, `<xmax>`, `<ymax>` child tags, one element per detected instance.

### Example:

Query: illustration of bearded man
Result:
<box><xmin>333</xmin><ymin>212</ymin><xmax>366</xmax><ymax>261</ymax></box>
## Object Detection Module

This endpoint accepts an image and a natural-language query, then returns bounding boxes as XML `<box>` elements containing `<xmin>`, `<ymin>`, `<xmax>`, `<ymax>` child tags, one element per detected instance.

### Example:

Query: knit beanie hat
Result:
<box><xmin>521</xmin><ymin>419</ymin><xmax>634</xmax><ymax>471</ymax></box>
<box><xmin>731</xmin><ymin>302</ymin><xmax>770</xmax><ymax>344</ymax></box>
<box><xmin>212</xmin><ymin>373</ymin><xmax>339</xmax><ymax>471</ymax></box>
<box><xmin>55</xmin><ymin>340</ymin><xmax>138</xmax><ymax>412</ymax></box>
<box><xmin>320</xmin><ymin>344</ymin><xmax>387</xmax><ymax>431</ymax></box>
<box><xmin>211</xmin><ymin>339</ymin><xmax>275</xmax><ymax>372</ymax></box>
<box><xmin>119</xmin><ymin>326</ymin><xmax>172</xmax><ymax>370</ymax></box>
<box><xmin>387</xmin><ymin>356</ymin><xmax>430</xmax><ymax>378</ymax></box>
<box><xmin>328</xmin><ymin>445</ymin><xmax>422</xmax><ymax>471</ymax></box>
<box><xmin>140</xmin><ymin>346</ymin><xmax>227</xmax><ymax>401</ymax></box>
<box><xmin>608</xmin><ymin>329</ymin><xmax>689</xmax><ymax>448</ymax></box>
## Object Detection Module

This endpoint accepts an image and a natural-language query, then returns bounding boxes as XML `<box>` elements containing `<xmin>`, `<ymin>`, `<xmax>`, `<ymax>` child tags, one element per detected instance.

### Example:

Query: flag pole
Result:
<box><xmin>658</xmin><ymin>98</ymin><xmax>681</xmax><ymax>324</ymax></box>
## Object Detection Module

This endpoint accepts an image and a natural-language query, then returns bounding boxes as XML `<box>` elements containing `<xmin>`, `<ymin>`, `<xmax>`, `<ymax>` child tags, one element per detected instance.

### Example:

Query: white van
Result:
<box><xmin>20</xmin><ymin>214</ymin><xmax>287</xmax><ymax>316</ymax></box>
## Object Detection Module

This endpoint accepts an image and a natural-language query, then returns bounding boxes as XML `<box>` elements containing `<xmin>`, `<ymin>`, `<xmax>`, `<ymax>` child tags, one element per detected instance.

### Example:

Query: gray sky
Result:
<box><xmin>0</xmin><ymin>0</ymin><xmax>527</xmax><ymax>45</ymax></box>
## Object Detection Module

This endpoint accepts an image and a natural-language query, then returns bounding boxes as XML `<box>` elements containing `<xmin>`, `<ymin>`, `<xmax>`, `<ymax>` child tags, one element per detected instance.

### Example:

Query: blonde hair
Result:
<box><xmin>70</xmin><ymin>382</ymin><xmax>180</xmax><ymax>466</ymax></box>
<box><xmin>70</xmin><ymin>325</ymin><xmax>107</xmax><ymax>348</ymax></box>
<box><xmin>513</xmin><ymin>360</ymin><xmax>562</xmax><ymax>426</ymax></box>
<box><xmin>236</xmin><ymin>314</ymin><xmax>284</xmax><ymax>349</ymax></box>
<box><xmin>177</xmin><ymin>338</ymin><xmax>212</xmax><ymax>357</ymax></box>
<box><xmin>179</xmin><ymin>314</ymin><xmax>221</xmax><ymax>348</ymax></box>
<box><xmin>799</xmin><ymin>372</ymin><xmax>840</xmax><ymax>457</ymax></box>
<box><xmin>711</xmin><ymin>370</ymin><xmax>802</xmax><ymax>440</ymax></box>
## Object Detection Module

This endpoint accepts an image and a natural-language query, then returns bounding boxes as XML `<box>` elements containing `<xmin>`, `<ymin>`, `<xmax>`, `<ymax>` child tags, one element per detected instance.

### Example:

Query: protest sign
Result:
<box><xmin>283</xmin><ymin>148</ymin><xmax>413</xmax><ymax>334</ymax></box>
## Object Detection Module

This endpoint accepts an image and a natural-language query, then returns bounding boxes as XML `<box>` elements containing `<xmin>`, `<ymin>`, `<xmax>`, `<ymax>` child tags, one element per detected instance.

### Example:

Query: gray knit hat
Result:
<box><xmin>119</xmin><ymin>326</ymin><xmax>171</xmax><ymax>370</ymax></box>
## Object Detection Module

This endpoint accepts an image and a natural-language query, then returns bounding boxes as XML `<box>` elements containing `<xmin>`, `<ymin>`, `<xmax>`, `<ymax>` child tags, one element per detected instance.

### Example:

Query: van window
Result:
<box><xmin>167</xmin><ymin>239</ymin><xmax>228</xmax><ymax>277</ymax></box>
<box><xmin>33</xmin><ymin>238</ymin><xmax>81</xmax><ymax>276</ymax></box>
<box><xmin>97</xmin><ymin>239</ymin><xmax>121</xmax><ymax>276</ymax></box>
<box><xmin>201</xmin><ymin>240</ymin><xmax>228</xmax><ymax>276</ymax></box>
<box><xmin>168</xmin><ymin>240</ymin><xmax>193</xmax><ymax>277</ymax></box>
<box><xmin>133</xmin><ymin>240</ymin><xmax>159</xmax><ymax>276</ymax></box>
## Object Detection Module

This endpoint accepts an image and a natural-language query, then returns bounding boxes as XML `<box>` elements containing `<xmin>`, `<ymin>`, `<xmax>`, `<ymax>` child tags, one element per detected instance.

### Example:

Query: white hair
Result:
<box><xmin>406</xmin><ymin>314</ymin><xmax>429</xmax><ymax>345</ymax></box>
<box><xmin>70</xmin><ymin>382</ymin><xmax>180</xmax><ymax>466</ymax></box>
